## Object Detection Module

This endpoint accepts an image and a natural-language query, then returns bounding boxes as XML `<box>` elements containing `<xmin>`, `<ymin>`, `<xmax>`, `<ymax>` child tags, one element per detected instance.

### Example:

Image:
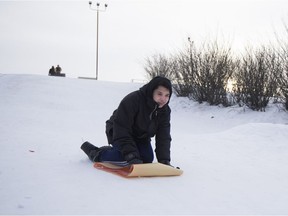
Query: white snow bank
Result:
<box><xmin>0</xmin><ymin>74</ymin><xmax>288</xmax><ymax>215</ymax></box>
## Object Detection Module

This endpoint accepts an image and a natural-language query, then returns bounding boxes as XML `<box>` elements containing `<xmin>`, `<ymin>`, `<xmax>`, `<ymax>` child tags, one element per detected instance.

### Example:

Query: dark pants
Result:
<box><xmin>99</xmin><ymin>141</ymin><xmax>154</xmax><ymax>163</ymax></box>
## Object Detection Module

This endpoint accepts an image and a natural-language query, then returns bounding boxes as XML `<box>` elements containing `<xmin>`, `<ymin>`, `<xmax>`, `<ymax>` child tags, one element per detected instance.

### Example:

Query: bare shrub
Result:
<box><xmin>233</xmin><ymin>46</ymin><xmax>280</xmax><ymax>111</ymax></box>
<box><xmin>276</xmin><ymin>22</ymin><xmax>288</xmax><ymax>110</ymax></box>
<box><xmin>170</xmin><ymin>41</ymin><xmax>195</xmax><ymax>97</ymax></box>
<box><xmin>171</xmin><ymin>39</ymin><xmax>235</xmax><ymax>106</ymax></box>
<box><xmin>144</xmin><ymin>54</ymin><xmax>173</xmax><ymax>80</ymax></box>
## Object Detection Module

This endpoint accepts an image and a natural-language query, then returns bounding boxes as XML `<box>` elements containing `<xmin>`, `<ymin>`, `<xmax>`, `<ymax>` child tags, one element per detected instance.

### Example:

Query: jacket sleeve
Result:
<box><xmin>112</xmin><ymin>93</ymin><xmax>140</xmax><ymax>158</ymax></box>
<box><xmin>155</xmin><ymin>107</ymin><xmax>172</xmax><ymax>163</ymax></box>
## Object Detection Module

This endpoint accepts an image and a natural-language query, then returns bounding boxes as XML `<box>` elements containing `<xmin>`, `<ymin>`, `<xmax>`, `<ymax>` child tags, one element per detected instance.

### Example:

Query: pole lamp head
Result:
<box><xmin>97</xmin><ymin>2</ymin><xmax>100</xmax><ymax>6</ymax></box>
<box><xmin>105</xmin><ymin>4</ymin><xmax>108</xmax><ymax>8</ymax></box>
<box><xmin>89</xmin><ymin>1</ymin><xmax>92</xmax><ymax>6</ymax></box>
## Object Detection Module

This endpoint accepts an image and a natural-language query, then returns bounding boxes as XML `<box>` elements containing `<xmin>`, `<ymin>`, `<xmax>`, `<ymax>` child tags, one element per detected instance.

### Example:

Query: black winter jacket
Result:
<box><xmin>105</xmin><ymin>77</ymin><xmax>172</xmax><ymax>163</ymax></box>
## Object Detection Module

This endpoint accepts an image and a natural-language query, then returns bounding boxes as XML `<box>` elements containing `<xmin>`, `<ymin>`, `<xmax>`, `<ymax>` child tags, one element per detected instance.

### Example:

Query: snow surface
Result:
<box><xmin>1</xmin><ymin>74</ymin><xmax>288</xmax><ymax>215</ymax></box>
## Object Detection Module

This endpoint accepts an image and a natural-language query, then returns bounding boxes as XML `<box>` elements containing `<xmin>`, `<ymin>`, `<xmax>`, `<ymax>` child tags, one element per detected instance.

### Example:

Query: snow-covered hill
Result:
<box><xmin>1</xmin><ymin>74</ymin><xmax>288</xmax><ymax>215</ymax></box>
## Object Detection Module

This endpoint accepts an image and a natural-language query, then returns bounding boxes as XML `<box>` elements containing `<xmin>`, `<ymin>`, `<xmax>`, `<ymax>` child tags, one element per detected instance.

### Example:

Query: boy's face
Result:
<box><xmin>152</xmin><ymin>86</ymin><xmax>170</xmax><ymax>108</ymax></box>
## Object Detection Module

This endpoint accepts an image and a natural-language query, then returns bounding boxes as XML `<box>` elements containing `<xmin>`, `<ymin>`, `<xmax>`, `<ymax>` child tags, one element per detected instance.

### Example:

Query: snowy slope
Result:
<box><xmin>0</xmin><ymin>74</ymin><xmax>288</xmax><ymax>215</ymax></box>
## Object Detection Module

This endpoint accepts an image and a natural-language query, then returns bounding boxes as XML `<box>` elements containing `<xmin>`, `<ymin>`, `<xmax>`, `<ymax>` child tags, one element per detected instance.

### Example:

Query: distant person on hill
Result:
<box><xmin>48</xmin><ymin>66</ymin><xmax>55</xmax><ymax>76</ymax></box>
<box><xmin>81</xmin><ymin>76</ymin><xmax>173</xmax><ymax>166</ymax></box>
<box><xmin>55</xmin><ymin>65</ymin><xmax>62</xmax><ymax>74</ymax></box>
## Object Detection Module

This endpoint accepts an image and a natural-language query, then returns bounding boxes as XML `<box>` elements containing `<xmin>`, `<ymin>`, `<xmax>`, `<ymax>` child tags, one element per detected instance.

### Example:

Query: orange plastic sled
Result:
<box><xmin>94</xmin><ymin>162</ymin><xmax>183</xmax><ymax>178</ymax></box>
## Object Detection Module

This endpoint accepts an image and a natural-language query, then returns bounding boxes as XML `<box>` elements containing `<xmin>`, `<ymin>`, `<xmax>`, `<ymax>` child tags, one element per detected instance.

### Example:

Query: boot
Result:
<box><xmin>81</xmin><ymin>141</ymin><xmax>112</xmax><ymax>162</ymax></box>
<box><xmin>81</xmin><ymin>141</ymin><xmax>98</xmax><ymax>156</ymax></box>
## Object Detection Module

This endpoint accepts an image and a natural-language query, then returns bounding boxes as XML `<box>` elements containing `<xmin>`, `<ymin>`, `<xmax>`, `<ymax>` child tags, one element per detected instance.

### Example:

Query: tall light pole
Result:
<box><xmin>89</xmin><ymin>1</ymin><xmax>108</xmax><ymax>80</ymax></box>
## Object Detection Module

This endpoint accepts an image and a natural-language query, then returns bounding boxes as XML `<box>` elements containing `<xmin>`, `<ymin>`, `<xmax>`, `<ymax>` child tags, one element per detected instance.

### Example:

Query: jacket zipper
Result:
<box><xmin>149</xmin><ymin>104</ymin><xmax>158</xmax><ymax>120</ymax></box>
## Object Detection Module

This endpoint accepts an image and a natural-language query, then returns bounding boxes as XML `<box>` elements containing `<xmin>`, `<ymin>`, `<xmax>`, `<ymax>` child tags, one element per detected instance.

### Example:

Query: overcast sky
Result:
<box><xmin>0</xmin><ymin>0</ymin><xmax>287</xmax><ymax>82</ymax></box>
